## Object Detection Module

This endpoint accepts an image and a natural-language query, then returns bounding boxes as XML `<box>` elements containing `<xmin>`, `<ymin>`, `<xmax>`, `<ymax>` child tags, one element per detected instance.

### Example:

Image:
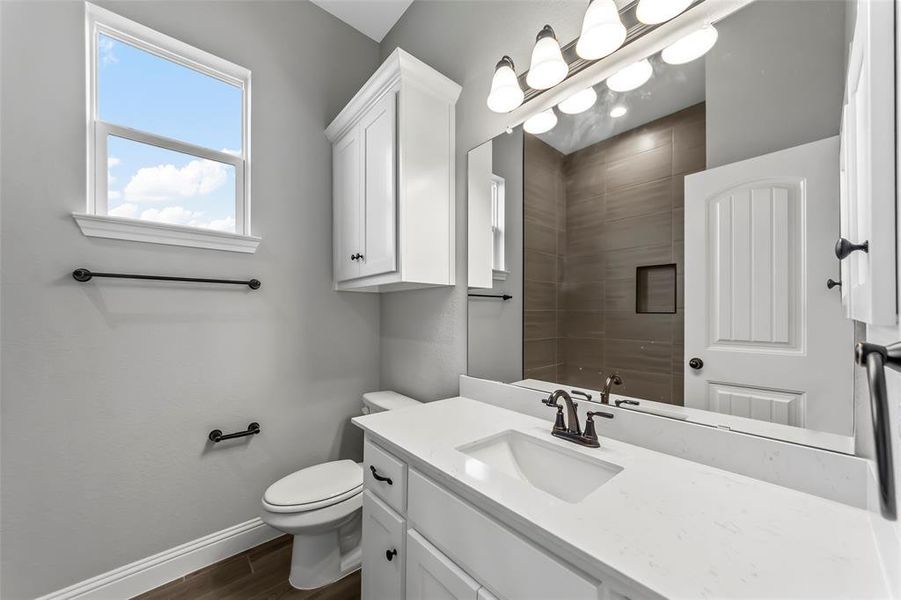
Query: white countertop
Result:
<box><xmin>353</xmin><ymin>397</ymin><xmax>896</xmax><ymax>600</ymax></box>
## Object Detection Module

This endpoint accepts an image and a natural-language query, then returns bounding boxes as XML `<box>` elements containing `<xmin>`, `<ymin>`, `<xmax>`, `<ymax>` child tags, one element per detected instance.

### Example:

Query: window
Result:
<box><xmin>77</xmin><ymin>4</ymin><xmax>258</xmax><ymax>253</ymax></box>
<box><xmin>489</xmin><ymin>174</ymin><xmax>507</xmax><ymax>277</ymax></box>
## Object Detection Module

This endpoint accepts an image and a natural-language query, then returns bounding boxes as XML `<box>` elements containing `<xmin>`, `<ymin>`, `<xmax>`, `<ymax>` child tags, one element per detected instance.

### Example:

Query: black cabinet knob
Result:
<box><xmin>386</xmin><ymin>548</ymin><xmax>397</xmax><ymax>561</ymax></box>
<box><xmin>835</xmin><ymin>238</ymin><xmax>869</xmax><ymax>260</ymax></box>
<box><xmin>350</xmin><ymin>254</ymin><xmax>357</xmax><ymax>261</ymax></box>
<box><xmin>827</xmin><ymin>278</ymin><xmax>842</xmax><ymax>290</ymax></box>
<box><xmin>688</xmin><ymin>357</ymin><xmax>704</xmax><ymax>370</ymax></box>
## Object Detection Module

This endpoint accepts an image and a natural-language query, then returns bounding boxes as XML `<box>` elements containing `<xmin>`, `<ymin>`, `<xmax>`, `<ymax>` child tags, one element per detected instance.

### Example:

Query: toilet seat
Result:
<box><xmin>263</xmin><ymin>460</ymin><xmax>363</xmax><ymax>514</ymax></box>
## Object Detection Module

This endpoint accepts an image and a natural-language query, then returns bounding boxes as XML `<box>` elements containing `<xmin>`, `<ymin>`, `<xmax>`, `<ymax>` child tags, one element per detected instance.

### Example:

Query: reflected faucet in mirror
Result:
<box><xmin>600</xmin><ymin>375</ymin><xmax>623</xmax><ymax>405</ymax></box>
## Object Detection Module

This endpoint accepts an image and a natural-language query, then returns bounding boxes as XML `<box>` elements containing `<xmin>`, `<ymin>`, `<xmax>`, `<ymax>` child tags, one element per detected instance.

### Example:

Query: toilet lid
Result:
<box><xmin>264</xmin><ymin>460</ymin><xmax>363</xmax><ymax>509</ymax></box>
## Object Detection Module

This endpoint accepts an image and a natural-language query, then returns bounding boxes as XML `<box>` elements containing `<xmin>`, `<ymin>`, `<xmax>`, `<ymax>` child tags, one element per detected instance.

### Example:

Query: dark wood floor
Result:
<box><xmin>132</xmin><ymin>535</ymin><xmax>361</xmax><ymax>600</ymax></box>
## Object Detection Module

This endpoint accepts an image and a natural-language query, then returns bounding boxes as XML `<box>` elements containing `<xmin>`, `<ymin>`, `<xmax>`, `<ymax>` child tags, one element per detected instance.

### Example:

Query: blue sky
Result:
<box><xmin>99</xmin><ymin>34</ymin><xmax>243</xmax><ymax>232</ymax></box>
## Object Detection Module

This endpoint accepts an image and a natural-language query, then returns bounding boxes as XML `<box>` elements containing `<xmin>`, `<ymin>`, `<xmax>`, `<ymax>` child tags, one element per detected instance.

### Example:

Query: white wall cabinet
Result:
<box><xmin>326</xmin><ymin>49</ymin><xmax>461</xmax><ymax>292</ymax></box>
<box><xmin>361</xmin><ymin>436</ymin><xmax>649</xmax><ymax>600</ymax></box>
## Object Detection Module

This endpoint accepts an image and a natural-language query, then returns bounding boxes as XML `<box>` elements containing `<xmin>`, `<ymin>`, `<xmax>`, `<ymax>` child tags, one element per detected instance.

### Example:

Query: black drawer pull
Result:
<box><xmin>386</xmin><ymin>548</ymin><xmax>397</xmax><ymax>561</ymax></box>
<box><xmin>369</xmin><ymin>465</ymin><xmax>393</xmax><ymax>485</ymax></box>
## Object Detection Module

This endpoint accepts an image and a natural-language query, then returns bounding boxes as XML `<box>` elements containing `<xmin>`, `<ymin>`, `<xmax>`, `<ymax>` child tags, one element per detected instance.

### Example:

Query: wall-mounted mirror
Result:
<box><xmin>467</xmin><ymin>0</ymin><xmax>862</xmax><ymax>452</ymax></box>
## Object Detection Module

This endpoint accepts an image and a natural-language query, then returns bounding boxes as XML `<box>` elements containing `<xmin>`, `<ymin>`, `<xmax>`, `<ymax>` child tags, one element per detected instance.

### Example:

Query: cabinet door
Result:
<box><xmin>838</xmin><ymin>0</ymin><xmax>895</xmax><ymax>324</ymax></box>
<box><xmin>362</xmin><ymin>491</ymin><xmax>404</xmax><ymax>600</ymax></box>
<box><xmin>406</xmin><ymin>530</ymin><xmax>480</xmax><ymax>600</ymax></box>
<box><xmin>359</xmin><ymin>92</ymin><xmax>398</xmax><ymax>278</ymax></box>
<box><xmin>334</xmin><ymin>129</ymin><xmax>362</xmax><ymax>282</ymax></box>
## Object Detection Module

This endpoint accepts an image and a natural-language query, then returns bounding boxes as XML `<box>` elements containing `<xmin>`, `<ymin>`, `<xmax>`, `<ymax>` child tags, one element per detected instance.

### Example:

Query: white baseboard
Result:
<box><xmin>37</xmin><ymin>518</ymin><xmax>281</xmax><ymax>600</ymax></box>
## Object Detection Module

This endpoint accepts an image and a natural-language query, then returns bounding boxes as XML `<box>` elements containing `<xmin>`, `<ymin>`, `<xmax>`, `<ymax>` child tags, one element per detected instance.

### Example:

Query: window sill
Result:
<box><xmin>72</xmin><ymin>213</ymin><xmax>261</xmax><ymax>254</ymax></box>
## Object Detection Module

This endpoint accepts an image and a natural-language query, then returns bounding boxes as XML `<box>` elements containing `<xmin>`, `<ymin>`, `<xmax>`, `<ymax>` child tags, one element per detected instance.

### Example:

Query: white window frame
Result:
<box><xmin>489</xmin><ymin>174</ymin><xmax>507</xmax><ymax>279</ymax></box>
<box><xmin>75</xmin><ymin>3</ymin><xmax>259</xmax><ymax>253</ymax></box>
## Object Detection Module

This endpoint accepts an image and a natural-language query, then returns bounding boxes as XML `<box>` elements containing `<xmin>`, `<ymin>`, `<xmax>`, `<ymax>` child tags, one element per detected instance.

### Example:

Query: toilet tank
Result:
<box><xmin>361</xmin><ymin>391</ymin><xmax>421</xmax><ymax>414</ymax></box>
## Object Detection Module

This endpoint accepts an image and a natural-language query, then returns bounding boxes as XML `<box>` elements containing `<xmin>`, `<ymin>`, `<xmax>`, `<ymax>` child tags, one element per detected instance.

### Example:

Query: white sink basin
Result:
<box><xmin>457</xmin><ymin>430</ymin><xmax>622</xmax><ymax>503</ymax></box>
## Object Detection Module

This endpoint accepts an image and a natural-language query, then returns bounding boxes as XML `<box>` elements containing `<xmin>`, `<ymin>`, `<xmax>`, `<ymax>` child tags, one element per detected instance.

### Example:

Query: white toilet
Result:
<box><xmin>260</xmin><ymin>391</ymin><xmax>421</xmax><ymax>590</ymax></box>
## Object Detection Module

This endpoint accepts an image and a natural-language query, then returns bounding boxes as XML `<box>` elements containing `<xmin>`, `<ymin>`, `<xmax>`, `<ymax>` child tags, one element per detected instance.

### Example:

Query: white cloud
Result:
<box><xmin>124</xmin><ymin>159</ymin><xmax>228</xmax><ymax>203</ymax></box>
<box><xmin>140</xmin><ymin>206</ymin><xmax>205</xmax><ymax>226</ymax></box>
<box><xmin>137</xmin><ymin>206</ymin><xmax>235</xmax><ymax>232</ymax></box>
<box><xmin>99</xmin><ymin>37</ymin><xmax>118</xmax><ymax>67</ymax></box>
<box><xmin>108</xmin><ymin>190</ymin><xmax>123</xmax><ymax>200</ymax></box>
<box><xmin>108</xmin><ymin>157</ymin><xmax>121</xmax><ymax>168</ymax></box>
<box><xmin>108</xmin><ymin>202</ymin><xmax>136</xmax><ymax>218</ymax></box>
<box><xmin>207</xmin><ymin>216</ymin><xmax>236</xmax><ymax>232</ymax></box>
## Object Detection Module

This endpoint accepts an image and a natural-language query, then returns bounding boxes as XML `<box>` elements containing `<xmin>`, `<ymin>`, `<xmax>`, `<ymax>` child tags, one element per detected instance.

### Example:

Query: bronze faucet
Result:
<box><xmin>542</xmin><ymin>389</ymin><xmax>613</xmax><ymax>448</ymax></box>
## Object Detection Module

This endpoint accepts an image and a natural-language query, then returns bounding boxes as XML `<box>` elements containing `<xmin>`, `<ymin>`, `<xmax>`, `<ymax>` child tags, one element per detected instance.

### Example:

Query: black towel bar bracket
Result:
<box><xmin>209</xmin><ymin>422</ymin><xmax>261</xmax><ymax>443</ymax></box>
<box><xmin>855</xmin><ymin>341</ymin><xmax>898</xmax><ymax>520</ymax></box>
<box><xmin>73</xmin><ymin>268</ymin><xmax>261</xmax><ymax>290</ymax></box>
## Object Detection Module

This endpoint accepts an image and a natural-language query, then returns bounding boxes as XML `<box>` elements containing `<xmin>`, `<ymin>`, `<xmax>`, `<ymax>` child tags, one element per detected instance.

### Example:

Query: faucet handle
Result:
<box><xmin>542</xmin><ymin>393</ymin><xmax>560</xmax><ymax>408</ymax></box>
<box><xmin>614</xmin><ymin>399</ymin><xmax>639</xmax><ymax>407</ymax></box>
<box><xmin>582</xmin><ymin>411</ymin><xmax>614</xmax><ymax>447</ymax></box>
<box><xmin>543</xmin><ymin>395</ymin><xmax>566</xmax><ymax>432</ymax></box>
<box><xmin>586</xmin><ymin>410</ymin><xmax>614</xmax><ymax>420</ymax></box>
<box><xmin>571</xmin><ymin>389</ymin><xmax>592</xmax><ymax>402</ymax></box>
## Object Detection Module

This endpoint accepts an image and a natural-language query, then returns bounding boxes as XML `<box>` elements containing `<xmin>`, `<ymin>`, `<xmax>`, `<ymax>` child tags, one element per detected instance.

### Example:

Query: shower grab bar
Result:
<box><xmin>208</xmin><ymin>422</ymin><xmax>261</xmax><ymax>443</ymax></box>
<box><xmin>73</xmin><ymin>268</ymin><xmax>261</xmax><ymax>290</ymax></box>
<box><xmin>855</xmin><ymin>341</ymin><xmax>898</xmax><ymax>520</ymax></box>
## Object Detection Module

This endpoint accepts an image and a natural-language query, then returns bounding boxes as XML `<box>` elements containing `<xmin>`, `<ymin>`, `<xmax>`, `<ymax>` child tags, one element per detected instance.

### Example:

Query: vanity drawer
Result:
<box><xmin>408</xmin><ymin>470</ymin><xmax>599</xmax><ymax>600</ymax></box>
<box><xmin>362</xmin><ymin>491</ymin><xmax>405</xmax><ymax>600</ymax></box>
<box><xmin>364</xmin><ymin>437</ymin><xmax>407</xmax><ymax>514</ymax></box>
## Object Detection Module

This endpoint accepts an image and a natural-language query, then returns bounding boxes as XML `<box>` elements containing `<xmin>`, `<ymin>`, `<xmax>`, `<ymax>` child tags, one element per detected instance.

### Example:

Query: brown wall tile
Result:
<box><xmin>524</xmin><ymin>310</ymin><xmax>557</xmax><ymax>341</ymax></box>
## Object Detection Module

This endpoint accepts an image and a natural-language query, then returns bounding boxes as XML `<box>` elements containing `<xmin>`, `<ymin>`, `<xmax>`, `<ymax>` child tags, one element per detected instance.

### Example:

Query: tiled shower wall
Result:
<box><xmin>523</xmin><ymin>135</ymin><xmax>566</xmax><ymax>381</ymax></box>
<box><xmin>524</xmin><ymin>103</ymin><xmax>706</xmax><ymax>405</ymax></box>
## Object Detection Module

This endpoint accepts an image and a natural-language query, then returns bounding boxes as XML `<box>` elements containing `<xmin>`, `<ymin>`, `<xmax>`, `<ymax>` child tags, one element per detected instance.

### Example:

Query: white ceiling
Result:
<box><xmin>309</xmin><ymin>0</ymin><xmax>415</xmax><ymax>42</ymax></box>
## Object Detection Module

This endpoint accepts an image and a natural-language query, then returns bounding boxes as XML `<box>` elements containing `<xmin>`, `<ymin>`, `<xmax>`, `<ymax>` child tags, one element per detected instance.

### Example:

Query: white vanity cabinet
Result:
<box><xmin>326</xmin><ymin>48</ymin><xmax>461</xmax><ymax>293</ymax></box>
<box><xmin>361</xmin><ymin>436</ymin><xmax>646</xmax><ymax>600</ymax></box>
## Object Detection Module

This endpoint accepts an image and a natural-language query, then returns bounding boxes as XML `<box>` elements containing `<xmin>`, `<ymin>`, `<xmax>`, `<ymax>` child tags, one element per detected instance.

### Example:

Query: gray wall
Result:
<box><xmin>705</xmin><ymin>0</ymin><xmax>846</xmax><ymax>167</ymax></box>
<box><xmin>467</xmin><ymin>129</ymin><xmax>524</xmax><ymax>383</ymax></box>
<box><xmin>0</xmin><ymin>2</ymin><xmax>380</xmax><ymax>597</ymax></box>
<box><xmin>378</xmin><ymin>1</ymin><xmax>586</xmax><ymax>401</ymax></box>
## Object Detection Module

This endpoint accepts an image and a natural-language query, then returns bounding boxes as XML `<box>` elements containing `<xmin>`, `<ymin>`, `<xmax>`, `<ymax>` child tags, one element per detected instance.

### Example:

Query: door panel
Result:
<box><xmin>362</xmin><ymin>491</ymin><xmax>404</xmax><ymax>600</ymax></box>
<box><xmin>707</xmin><ymin>181</ymin><xmax>800</xmax><ymax>351</ymax></box>
<box><xmin>685</xmin><ymin>137</ymin><xmax>853</xmax><ymax>436</ymax></box>
<box><xmin>360</xmin><ymin>92</ymin><xmax>398</xmax><ymax>278</ymax></box>
<box><xmin>334</xmin><ymin>130</ymin><xmax>361</xmax><ymax>282</ymax></box>
<box><xmin>406</xmin><ymin>529</ymin><xmax>480</xmax><ymax>600</ymax></box>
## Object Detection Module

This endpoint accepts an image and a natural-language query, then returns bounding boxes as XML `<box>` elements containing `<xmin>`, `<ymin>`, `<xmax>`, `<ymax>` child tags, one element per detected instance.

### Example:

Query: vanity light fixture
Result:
<box><xmin>609</xmin><ymin>105</ymin><xmax>627</xmax><ymax>118</ymax></box>
<box><xmin>487</xmin><ymin>55</ymin><xmax>525</xmax><ymax>113</ymax></box>
<box><xmin>526</xmin><ymin>25</ymin><xmax>568</xmax><ymax>90</ymax></box>
<box><xmin>558</xmin><ymin>87</ymin><xmax>598</xmax><ymax>115</ymax></box>
<box><xmin>523</xmin><ymin>108</ymin><xmax>558</xmax><ymax>134</ymax></box>
<box><xmin>636</xmin><ymin>0</ymin><xmax>692</xmax><ymax>25</ymax></box>
<box><xmin>661</xmin><ymin>24</ymin><xmax>719</xmax><ymax>65</ymax></box>
<box><xmin>606</xmin><ymin>59</ymin><xmax>653</xmax><ymax>92</ymax></box>
<box><xmin>575</xmin><ymin>0</ymin><xmax>627</xmax><ymax>60</ymax></box>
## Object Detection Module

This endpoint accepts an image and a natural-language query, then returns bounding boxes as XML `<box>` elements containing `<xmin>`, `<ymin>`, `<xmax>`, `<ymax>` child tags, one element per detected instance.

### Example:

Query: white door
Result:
<box><xmin>839</xmin><ymin>0</ymin><xmax>895</xmax><ymax>325</ymax></box>
<box><xmin>362</xmin><ymin>491</ymin><xmax>404</xmax><ymax>600</ymax></box>
<box><xmin>406</xmin><ymin>530</ymin><xmax>480</xmax><ymax>600</ymax></box>
<box><xmin>684</xmin><ymin>137</ymin><xmax>853</xmax><ymax>436</ymax></box>
<box><xmin>360</xmin><ymin>92</ymin><xmax>398</xmax><ymax>278</ymax></box>
<box><xmin>333</xmin><ymin>129</ymin><xmax>361</xmax><ymax>282</ymax></box>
